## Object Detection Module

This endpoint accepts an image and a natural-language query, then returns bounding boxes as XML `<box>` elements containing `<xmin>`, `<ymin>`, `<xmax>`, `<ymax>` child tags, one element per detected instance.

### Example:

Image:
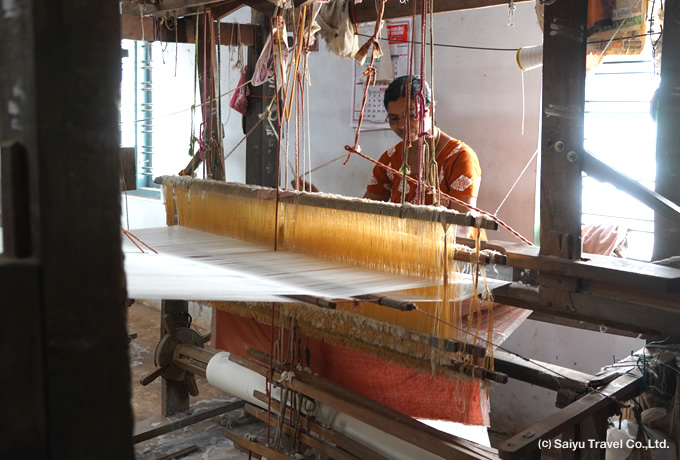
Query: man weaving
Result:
<box><xmin>365</xmin><ymin>75</ymin><xmax>482</xmax><ymax>220</ymax></box>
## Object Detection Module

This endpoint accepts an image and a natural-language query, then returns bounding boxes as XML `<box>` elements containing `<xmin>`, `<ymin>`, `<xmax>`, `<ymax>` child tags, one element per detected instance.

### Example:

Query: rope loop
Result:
<box><xmin>343</xmin><ymin>144</ymin><xmax>361</xmax><ymax>165</ymax></box>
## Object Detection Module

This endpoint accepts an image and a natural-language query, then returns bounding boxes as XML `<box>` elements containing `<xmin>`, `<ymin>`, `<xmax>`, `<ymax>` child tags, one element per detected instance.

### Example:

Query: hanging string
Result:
<box><xmin>304</xmin><ymin>5</ymin><xmax>315</xmax><ymax>191</ymax></box>
<box><xmin>356</xmin><ymin>30</ymin><xmax>661</xmax><ymax>51</ymax></box>
<box><xmin>121</xmin><ymin>78</ymin><xmax>252</xmax><ymax>127</ymax></box>
<box><xmin>343</xmin><ymin>0</ymin><xmax>388</xmax><ymax>165</ymax></box>
<box><xmin>216</xmin><ymin>18</ymin><xmax>224</xmax><ymax>176</ymax></box>
<box><xmin>188</xmin><ymin>11</ymin><xmax>200</xmax><ymax>161</ymax></box>
<box><xmin>271</xmin><ymin>15</ymin><xmax>285</xmax><ymax>254</ymax></box>
<box><xmin>305</xmin><ymin>79</ymin><xmax>313</xmax><ymax>191</ymax></box>
<box><xmin>139</xmin><ymin>5</ymin><xmax>145</xmax><ymax>42</ymax></box>
<box><xmin>122</xmin><ymin>228</ymin><xmax>158</xmax><ymax>254</ymax></box>
<box><xmin>428</xmin><ymin>0</ymin><xmax>436</xmax><ymax>129</ymax></box>
<box><xmin>288</xmin><ymin>6</ymin><xmax>308</xmax><ymax>122</ymax></box>
<box><xmin>174</xmin><ymin>10</ymin><xmax>179</xmax><ymax>76</ymax></box>
<box><xmin>223</xmin><ymin>97</ymin><xmax>276</xmax><ymax>160</ymax></box>
<box><xmin>295</xmin><ymin>72</ymin><xmax>301</xmax><ymax>190</ymax></box>
<box><xmin>201</xmin><ymin>7</ymin><xmax>209</xmax><ymax>179</ymax></box>
<box><xmin>414</xmin><ymin>306</ymin><xmax>640</xmax><ymax>411</ymax></box>
<box><xmin>413</xmin><ymin>0</ymin><xmax>427</xmax><ymax>204</ymax></box>
<box><xmin>273</xmin><ymin>14</ymin><xmax>291</xmax><ymax>189</ymax></box>
<box><xmin>398</xmin><ymin>0</ymin><xmax>419</xmax><ymax>207</ymax></box>
<box><xmin>427</xmin><ymin>0</ymin><xmax>440</xmax><ymax>206</ymax></box>
<box><xmin>507</xmin><ymin>0</ymin><xmax>516</xmax><ymax>27</ymax></box>
<box><xmin>345</xmin><ymin>144</ymin><xmax>534</xmax><ymax>245</ymax></box>
<box><xmin>494</xmin><ymin>148</ymin><xmax>539</xmax><ymax>217</ymax></box>
<box><xmin>120</xmin><ymin>156</ymin><xmax>131</xmax><ymax>230</ymax></box>
<box><xmin>521</xmin><ymin>71</ymin><xmax>526</xmax><ymax>135</ymax></box>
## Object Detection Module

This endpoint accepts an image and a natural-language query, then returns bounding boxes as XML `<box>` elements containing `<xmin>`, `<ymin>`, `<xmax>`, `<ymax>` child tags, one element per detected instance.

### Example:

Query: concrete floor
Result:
<box><xmin>129</xmin><ymin>301</ymin><xmax>268</xmax><ymax>460</ymax></box>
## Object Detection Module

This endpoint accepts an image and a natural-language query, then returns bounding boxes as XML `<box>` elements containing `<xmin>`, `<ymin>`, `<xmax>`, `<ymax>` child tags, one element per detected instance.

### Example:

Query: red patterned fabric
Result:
<box><xmin>215</xmin><ymin>309</ymin><xmax>489</xmax><ymax>425</ymax></box>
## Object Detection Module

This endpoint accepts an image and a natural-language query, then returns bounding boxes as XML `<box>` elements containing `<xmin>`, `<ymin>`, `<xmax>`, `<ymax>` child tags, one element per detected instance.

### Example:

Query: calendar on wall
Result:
<box><xmin>351</xmin><ymin>19</ymin><xmax>412</xmax><ymax>130</ymax></box>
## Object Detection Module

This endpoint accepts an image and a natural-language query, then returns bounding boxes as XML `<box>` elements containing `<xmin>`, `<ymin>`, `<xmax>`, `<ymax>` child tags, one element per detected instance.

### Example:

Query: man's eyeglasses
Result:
<box><xmin>386</xmin><ymin>112</ymin><xmax>418</xmax><ymax>124</ymax></box>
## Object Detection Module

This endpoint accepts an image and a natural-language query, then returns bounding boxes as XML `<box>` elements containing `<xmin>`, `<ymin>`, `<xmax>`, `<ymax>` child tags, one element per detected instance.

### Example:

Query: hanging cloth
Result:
<box><xmin>316</xmin><ymin>0</ymin><xmax>359</xmax><ymax>59</ymax></box>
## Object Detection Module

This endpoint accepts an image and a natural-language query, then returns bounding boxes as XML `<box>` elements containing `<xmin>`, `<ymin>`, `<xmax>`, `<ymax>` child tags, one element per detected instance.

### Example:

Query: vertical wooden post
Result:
<box><xmin>161</xmin><ymin>299</ymin><xmax>191</xmax><ymax>417</ymax></box>
<box><xmin>539</xmin><ymin>0</ymin><xmax>588</xmax><ymax>260</ymax></box>
<box><xmin>246</xmin><ymin>11</ymin><xmax>279</xmax><ymax>187</ymax></box>
<box><xmin>197</xmin><ymin>12</ymin><xmax>225</xmax><ymax>181</ymax></box>
<box><xmin>0</xmin><ymin>1</ymin><xmax>134</xmax><ymax>459</ymax></box>
<box><xmin>652</xmin><ymin>0</ymin><xmax>680</xmax><ymax>264</ymax></box>
<box><xmin>1</xmin><ymin>142</ymin><xmax>32</xmax><ymax>258</ymax></box>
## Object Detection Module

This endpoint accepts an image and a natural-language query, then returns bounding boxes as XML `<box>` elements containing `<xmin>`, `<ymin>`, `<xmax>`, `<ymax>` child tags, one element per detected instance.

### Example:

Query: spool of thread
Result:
<box><xmin>516</xmin><ymin>46</ymin><xmax>543</xmax><ymax>71</ymax></box>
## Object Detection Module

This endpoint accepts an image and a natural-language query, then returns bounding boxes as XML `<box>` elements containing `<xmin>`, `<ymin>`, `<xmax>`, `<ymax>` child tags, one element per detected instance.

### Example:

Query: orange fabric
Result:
<box><xmin>582</xmin><ymin>224</ymin><xmax>628</xmax><ymax>257</ymax></box>
<box><xmin>215</xmin><ymin>310</ymin><xmax>488</xmax><ymax>425</ymax></box>
<box><xmin>366</xmin><ymin>137</ymin><xmax>481</xmax><ymax>205</ymax></box>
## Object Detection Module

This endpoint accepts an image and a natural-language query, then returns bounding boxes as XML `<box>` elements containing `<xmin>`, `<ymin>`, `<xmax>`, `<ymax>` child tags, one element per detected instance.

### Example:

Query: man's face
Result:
<box><xmin>386</xmin><ymin>96</ymin><xmax>430</xmax><ymax>142</ymax></box>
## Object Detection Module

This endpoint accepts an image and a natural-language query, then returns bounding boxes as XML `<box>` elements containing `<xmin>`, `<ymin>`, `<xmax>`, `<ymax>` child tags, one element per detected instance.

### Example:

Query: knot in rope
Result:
<box><xmin>343</xmin><ymin>144</ymin><xmax>361</xmax><ymax>165</ymax></box>
<box><xmin>362</xmin><ymin>65</ymin><xmax>377</xmax><ymax>86</ymax></box>
<box><xmin>279</xmin><ymin>370</ymin><xmax>295</xmax><ymax>386</ymax></box>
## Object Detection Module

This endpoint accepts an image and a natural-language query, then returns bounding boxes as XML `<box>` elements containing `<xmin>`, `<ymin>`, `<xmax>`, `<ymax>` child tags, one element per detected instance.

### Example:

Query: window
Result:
<box><xmin>120</xmin><ymin>39</ymin><xmax>159</xmax><ymax>197</ymax></box>
<box><xmin>583</xmin><ymin>53</ymin><xmax>659</xmax><ymax>261</ymax></box>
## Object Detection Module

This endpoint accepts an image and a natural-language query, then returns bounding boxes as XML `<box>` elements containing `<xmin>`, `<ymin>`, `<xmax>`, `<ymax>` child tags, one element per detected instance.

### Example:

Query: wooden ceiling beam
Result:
<box><xmin>121</xmin><ymin>15</ymin><xmax>255</xmax><ymax>46</ymax></box>
<box><xmin>353</xmin><ymin>0</ymin><xmax>532</xmax><ymax>23</ymax></box>
<box><xmin>243</xmin><ymin>0</ymin><xmax>277</xmax><ymax>17</ymax></box>
<box><xmin>212</xmin><ymin>0</ymin><xmax>245</xmax><ymax>19</ymax></box>
<box><xmin>121</xmin><ymin>0</ymin><xmax>230</xmax><ymax>16</ymax></box>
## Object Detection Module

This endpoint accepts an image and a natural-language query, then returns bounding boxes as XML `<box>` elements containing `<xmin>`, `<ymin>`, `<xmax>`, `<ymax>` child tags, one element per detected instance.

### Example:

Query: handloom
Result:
<box><xmin>127</xmin><ymin>175</ymin><xmax>532</xmax><ymax>425</ymax></box>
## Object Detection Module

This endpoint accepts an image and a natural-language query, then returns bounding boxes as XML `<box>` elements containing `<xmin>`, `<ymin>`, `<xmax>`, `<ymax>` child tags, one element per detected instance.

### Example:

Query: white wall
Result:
<box><xmin>121</xmin><ymin>8</ymin><xmax>253</xmax><ymax>230</ymax></box>
<box><xmin>125</xmin><ymin>4</ymin><xmax>543</xmax><ymax>243</ymax></box>
<box><xmin>491</xmin><ymin>319</ymin><xmax>644</xmax><ymax>434</ymax></box>
<box><xmin>294</xmin><ymin>3</ymin><xmax>543</xmax><ymax>244</ymax></box>
<box><xmin>122</xmin><ymin>3</ymin><xmax>645</xmax><ymax>436</ymax></box>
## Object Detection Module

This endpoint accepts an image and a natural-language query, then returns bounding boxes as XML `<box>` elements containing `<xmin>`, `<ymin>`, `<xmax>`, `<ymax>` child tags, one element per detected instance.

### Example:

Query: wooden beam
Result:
<box><xmin>229</xmin><ymin>354</ymin><xmax>497</xmax><ymax>459</ymax></box>
<box><xmin>527</xmin><ymin>311</ymin><xmax>661</xmax><ymax>340</ymax></box>
<box><xmin>499</xmin><ymin>350</ymin><xmax>676</xmax><ymax>458</ymax></box>
<box><xmin>493</xmin><ymin>282</ymin><xmax>679</xmax><ymax>336</ymax></box>
<box><xmin>212</xmin><ymin>0</ymin><xmax>245</xmax><ymax>19</ymax></box>
<box><xmin>196</xmin><ymin>14</ymin><xmax>226</xmax><ymax>180</ymax></box>
<box><xmin>120</xmin><ymin>147</ymin><xmax>137</xmax><ymax>191</ymax></box>
<box><xmin>1</xmin><ymin>142</ymin><xmax>32</xmax><ymax>258</ymax></box>
<box><xmin>484</xmin><ymin>239</ymin><xmax>680</xmax><ymax>293</ymax></box>
<box><xmin>224</xmin><ymin>430</ymin><xmax>297</xmax><ymax>460</ymax></box>
<box><xmin>252</xmin><ymin>391</ymin><xmax>391</xmax><ymax>460</ymax></box>
<box><xmin>0</xmin><ymin>262</ymin><xmax>45</xmax><ymax>460</ymax></box>
<box><xmin>354</xmin><ymin>0</ymin><xmax>532</xmax><ymax>23</ymax></box>
<box><xmin>1</xmin><ymin>1</ymin><xmax>135</xmax><ymax>458</ymax></box>
<box><xmin>243</xmin><ymin>0</ymin><xmax>277</xmax><ymax>17</ymax></box>
<box><xmin>121</xmin><ymin>15</ymin><xmax>256</xmax><ymax>46</ymax></box>
<box><xmin>539</xmin><ymin>0</ymin><xmax>587</xmax><ymax>260</ymax></box>
<box><xmin>133</xmin><ymin>400</ymin><xmax>244</xmax><ymax>443</ymax></box>
<box><xmin>245</xmin><ymin>12</ymin><xmax>279</xmax><ymax>187</ymax></box>
<box><xmin>120</xmin><ymin>15</ymin><xmax>155</xmax><ymax>41</ymax></box>
<box><xmin>156</xmin><ymin>446</ymin><xmax>199</xmax><ymax>460</ymax></box>
<box><xmin>121</xmin><ymin>0</ymin><xmax>227</xmax><ymax>16</ymax></box>
<box><xmin>653</xmin><ymin>0</ymin><xmax>680</xmax><ymax>263</ymax></box>
<box><xmin>161</xmin><ymin>300</ymin><xmax>190</xmax><ymax>417</ymax></box>
<box><xmin>493</xmin><ymin>350</ymin><xmax>593</xmax><ymax>393</ymax></box>
<box><xmin>244</xmin><ymin>404</ymin><xmax>360</xmax><ymax>460</ymax></box>
<box><xmin>582</xmin><ymin>150</ymin><xmax>680</xmax><ymax>226</ymax></box>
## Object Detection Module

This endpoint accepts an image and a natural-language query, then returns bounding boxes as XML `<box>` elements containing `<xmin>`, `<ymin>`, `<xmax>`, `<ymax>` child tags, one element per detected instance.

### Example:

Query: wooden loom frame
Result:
<box><xmin>119</xmin><ymin>0</ymin><xmax>680</xmax><ymax>458</ymax></box>
<box><xmin>194</xmin><ymin>1</ymin><xmax>680</xmax><ymax>458</ymax></box>
<box><xmin>6</xmin><ymin>0</ymin><xmax>668</xmax><ymax>458</ymax></box>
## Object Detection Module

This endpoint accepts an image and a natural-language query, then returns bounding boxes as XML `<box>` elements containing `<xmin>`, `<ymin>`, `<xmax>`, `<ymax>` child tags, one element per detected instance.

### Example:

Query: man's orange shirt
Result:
<box><xmin>366</xmin><ymin>137</ymin><xmax>481</xmax><ymax>206</ymax></box>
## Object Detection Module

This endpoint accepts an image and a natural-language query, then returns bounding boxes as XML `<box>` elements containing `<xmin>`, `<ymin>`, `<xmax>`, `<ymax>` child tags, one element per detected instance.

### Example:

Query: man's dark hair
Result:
<box><xmin>383</xmin><ymin>75</ymin><xmax>432</xmax><ymax>110</ymax></box>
